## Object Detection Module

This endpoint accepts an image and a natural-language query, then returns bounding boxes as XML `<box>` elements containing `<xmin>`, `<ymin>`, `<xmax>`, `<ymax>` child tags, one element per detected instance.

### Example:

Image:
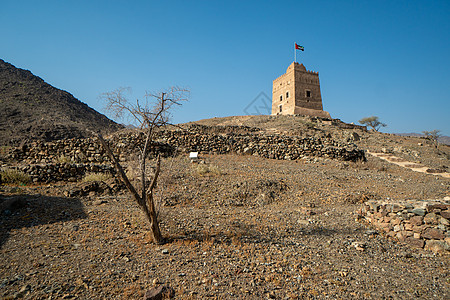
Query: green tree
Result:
<box><xmin>358</xmin><ymin>116</ymin><xmax>387</xmax><ymax>131</ymax></box>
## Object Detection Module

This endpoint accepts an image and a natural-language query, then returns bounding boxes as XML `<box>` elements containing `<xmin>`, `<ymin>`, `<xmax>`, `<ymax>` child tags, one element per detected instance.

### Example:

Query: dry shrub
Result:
<box><xmin>0</xmin><ymin>169</ymin><xmax>31</xmax><ymax>185</ymax></box>
<box><xmin>192</xmin><ymin>164</ymin><xmax>223</xmax><ymax>176</ymax></box>
<box><xmin>352</xmin><ymin>156</ymin><xmax>390</xmax><ymax>172</ymax></box>
<box><xmin>82</xmin><ymin>172</ymin><xmax>112</xmax><ymax>182</ymax></box>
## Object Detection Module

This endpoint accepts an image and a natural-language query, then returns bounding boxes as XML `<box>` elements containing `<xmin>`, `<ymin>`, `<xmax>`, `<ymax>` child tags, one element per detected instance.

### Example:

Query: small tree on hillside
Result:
<box><xmin>358</xmin><ymin>116</ymin><xmax>387</xmax><ymax>131</ymax></box>
<box><xmin>97</xmin><ymin>87</ymin><xmax>189</xmax><ymax>244</ymax></box>
<box><xmin>422</xmin><ymin>129</ymin><xmax>441</xmax><ymax>148</ymax></box>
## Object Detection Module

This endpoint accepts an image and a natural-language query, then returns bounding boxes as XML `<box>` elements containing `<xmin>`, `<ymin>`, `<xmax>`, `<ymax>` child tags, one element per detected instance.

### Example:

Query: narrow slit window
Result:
<box><xmin>280</xmin><ymin>95</ymin><xmax>283</xmax><ymax>101</ymax></box>
<box><xmin>286</xmin><ymin>91</ymin><xmax>289</xmax><ymax>98</ymax></box>
<box><xmin>306</xmin><ymin>90</ymin><xmax>311</xmax><ymax>98</ymax></box>
<box><xmin>279</xmin><ymin>105</ymin><xmax>282</xmax><ymax>112</ymax></box>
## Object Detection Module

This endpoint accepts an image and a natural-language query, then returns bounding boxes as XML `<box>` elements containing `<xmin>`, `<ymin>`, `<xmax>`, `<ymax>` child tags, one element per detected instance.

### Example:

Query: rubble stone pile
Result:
<box><xmin>359</xmin><ymin>199</ymin><xmax>450</xmax><ymax>253</ymax></box>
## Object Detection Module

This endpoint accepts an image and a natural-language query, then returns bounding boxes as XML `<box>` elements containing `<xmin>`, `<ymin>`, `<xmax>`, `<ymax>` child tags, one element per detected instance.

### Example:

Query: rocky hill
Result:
<box><xmin>0</xmin><ymin>59</ymin><xmax>123</xmax><ymax>146</ymax></box>
<box><xmin>1</xmin><ymin>114</ymin><xmax>449</xmax><ymax>299</ymax></box>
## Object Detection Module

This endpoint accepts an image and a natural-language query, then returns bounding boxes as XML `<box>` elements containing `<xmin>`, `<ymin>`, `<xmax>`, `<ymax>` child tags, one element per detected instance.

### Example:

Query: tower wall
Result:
<box><xmin>272</xmin><ymin>62</ymin><xmax>328</xmax><ymax>118</ymax></box>
<box><xmin>294</xmin><ymin>68</ymin><xmax>323</xmax><ymax>110</ymax></box>
<box><xmin>272</xmin><ymin>69</ymin><xmax>295</xmax><ymax>115</ymax></box>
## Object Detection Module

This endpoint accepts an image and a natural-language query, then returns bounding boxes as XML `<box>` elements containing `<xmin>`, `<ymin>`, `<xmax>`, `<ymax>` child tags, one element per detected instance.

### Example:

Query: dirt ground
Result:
<box><xmin>1</xmin><ymin>151</ymin><xmax>449</xmax><ymax>299</ymax></box>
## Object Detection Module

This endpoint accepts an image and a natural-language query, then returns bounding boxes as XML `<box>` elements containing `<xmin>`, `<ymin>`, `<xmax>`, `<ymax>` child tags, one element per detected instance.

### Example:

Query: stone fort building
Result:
<box><xmin>272</xmin><ymin>62</ymin><xmax>331</xmax><ymax>118</ymax></box>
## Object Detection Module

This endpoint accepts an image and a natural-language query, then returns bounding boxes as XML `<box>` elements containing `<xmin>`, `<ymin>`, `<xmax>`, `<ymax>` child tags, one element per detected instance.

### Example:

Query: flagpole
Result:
<box><xmin>294</xmin><ymin>43</ymin><xmax>296</xmax><ymax>62</ymax></box>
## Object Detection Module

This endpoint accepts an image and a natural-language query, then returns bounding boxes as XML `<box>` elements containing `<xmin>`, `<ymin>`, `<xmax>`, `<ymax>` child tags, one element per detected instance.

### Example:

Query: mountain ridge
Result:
<box><xmin>0</xmin><ymin>59</ymin><xmax>123</xmax><ymax>146</ymax></box>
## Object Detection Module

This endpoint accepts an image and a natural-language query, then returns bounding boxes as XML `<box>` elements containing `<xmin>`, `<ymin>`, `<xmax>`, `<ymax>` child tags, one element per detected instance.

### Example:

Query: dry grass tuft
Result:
<box><xmin>0</xmin><ymin>169</ymin><xmax>31</xmax><ymax>185</ymax></box>
<box><xmin>82</xmin><ymin>172</ymin><xmax>112</xmax><ymax>182</ymax></box>
<box><xmin>192</xmin><ymin>164</ymin><xmax>223</xmax><ymax>176</ymax></box>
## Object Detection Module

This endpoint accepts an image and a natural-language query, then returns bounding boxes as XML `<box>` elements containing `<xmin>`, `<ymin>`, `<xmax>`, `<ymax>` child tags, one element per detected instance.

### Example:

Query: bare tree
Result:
<box><xmin>422</xmin><ymin>129</ymin><xmax>441</xmax><ymax>148</ymax></box>
<box><xmin>358</xmin><ymin>116</ymin><xmax>387</xmax><ymax>131</ymax></box>
<box><xmin>97</xmin><ymin>87</ymin><xmax>189</xmax><ymax>244</ymax></box>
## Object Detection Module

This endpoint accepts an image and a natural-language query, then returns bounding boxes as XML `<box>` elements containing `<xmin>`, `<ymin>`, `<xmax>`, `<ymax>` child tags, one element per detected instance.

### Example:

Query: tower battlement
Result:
<box><xmin>272</xmin><ymin>62</ymin><xmax>330</xmax><ymax>118</ymax></box>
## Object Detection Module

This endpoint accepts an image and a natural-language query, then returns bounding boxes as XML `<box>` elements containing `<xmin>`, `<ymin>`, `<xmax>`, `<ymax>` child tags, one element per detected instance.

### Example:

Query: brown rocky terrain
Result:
<box><xmin>0</xmin><ymin>59</ymin><xmax>123</xmax><ymax>146</ymax></box>
<box><xmin>0</xmin><ymin>115</ymin><xmax>449</xmax><ymax>299</ymax></box>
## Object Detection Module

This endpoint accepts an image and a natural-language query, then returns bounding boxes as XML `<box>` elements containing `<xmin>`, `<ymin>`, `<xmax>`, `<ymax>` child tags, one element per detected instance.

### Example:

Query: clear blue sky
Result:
<box><xmin>2</xmin><ymin>0</ymin><xmax>449</xmax><ymax>135</ymax></box>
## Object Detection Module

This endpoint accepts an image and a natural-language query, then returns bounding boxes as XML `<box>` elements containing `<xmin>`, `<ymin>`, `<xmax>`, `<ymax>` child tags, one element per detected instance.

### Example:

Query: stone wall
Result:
<box><xmin>10</xmin><ymin>163</ymin><xmax>115</xmax><ymax>184</ymax></box>
<box><xmin>358</xmin><ymin>199</ymin><xmax>450</xmax><ymax>253</ymax></box>
<box><xmin>6</xmin><ymin>126</ymin><xmax>366</xmax><ymax>165</ymax></box>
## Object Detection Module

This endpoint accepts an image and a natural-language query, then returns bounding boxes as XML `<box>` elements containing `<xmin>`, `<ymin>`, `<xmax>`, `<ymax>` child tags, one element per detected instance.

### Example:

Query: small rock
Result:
<box><xmin>424</xmin><ymin>240</ymin><xmax>450</xmax><ymax>253</ymax></box>
<box><xmin>412</xmin><ymin>208</ymin><xmax>426</xmax><ymax>216</ymax></box>
<box><xmin>297</xmin><ymin>219</ymin><xmax>309</xmax><ymax>226</ymax></box>
<box><xmin>161</xmin><ymin>249</ymin><xmax>169</xmax><ymax>254</ymax></box>
<box><xmin>422</xmin><ymin>228</ymin><xmax>445</xmax><ymax>240</ymax></box>
<box><xmin>440</xmin><ymin>211</ymin><xmax>450</xmax><ymax>219</ymax></box>
<box><xmin>409</xmin><ymin>215</ymin><xmax>423</xmax><ymax>226</ymax></box>
<box><xmin>424</xmin><ymin>213</ymin><xmax>439</xmax><ymax>225</ymax></box>
<box><xmin>14</xmin><ymin>284</ymin><xmax>31</xmax><ymax>298</ymax></box>
<box><xmin>93</xmin><ymin>199</ymin><xmax>107</xmax><ymax>206</ymax></box>
<box><xmin>364</xmin><ymin>230</ymin><xmax>378</xmax><ymax>236</ymax></box>
<box><xmin>351</xmin><ymin>242</ymin><xmax>366</xmax><ymax>251</ymax></box>
<box><xmin>143</xmin><ymin>285</ymin><xmax>175</xmax><ymax>300</ymax></box>
<box><xmin>439</xmin><ymin>217</ymin><xmax>449</xmax><ymax>226</ymax></box>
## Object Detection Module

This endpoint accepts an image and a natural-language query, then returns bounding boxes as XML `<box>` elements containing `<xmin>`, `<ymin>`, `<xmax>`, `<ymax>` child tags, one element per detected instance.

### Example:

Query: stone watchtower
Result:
<box><xmin>272</xmin><ymin>62</ymin><xmax>330</xmax><ymax>118</ymax></box>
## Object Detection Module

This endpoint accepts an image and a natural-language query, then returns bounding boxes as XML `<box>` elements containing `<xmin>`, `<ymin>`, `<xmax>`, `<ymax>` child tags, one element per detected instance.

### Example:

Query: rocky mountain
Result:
<box><xmin>0</xmin><ymin>59</ymin><xmax>123</xmax><ymax>146</ymax></box>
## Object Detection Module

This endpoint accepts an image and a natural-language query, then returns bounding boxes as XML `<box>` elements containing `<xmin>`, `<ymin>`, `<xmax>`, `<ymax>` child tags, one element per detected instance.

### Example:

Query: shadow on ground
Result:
<box><xmin>0</xmin><ymin>193</ymin><xmax>87</xmax><ymax>247</ymax></box>
<box><xmin>165</xmin><ymin>222</ymin><xmax>361</xmax><ymax>247</ymax></box>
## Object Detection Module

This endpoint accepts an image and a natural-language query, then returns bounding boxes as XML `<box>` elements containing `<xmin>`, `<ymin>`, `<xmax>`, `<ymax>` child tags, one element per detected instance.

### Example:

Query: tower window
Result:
<box><xmin>279</xmin><ymin>105</ymin><xmax>282</xmax><ymax>112</ymax></box>
<box><xmin>280</xmin><ymin>95</ymin><xmax>283</xmax><ymax>101</ymax></box>
<box><xmin>306</xmin><ymin>90</ymin><xmax>311</xmax><ymax>98</ymax></box>
<box><xmin>286</xmin><ymin>91</ymin><xmax>289</xmax><ymax>98</ymax></box>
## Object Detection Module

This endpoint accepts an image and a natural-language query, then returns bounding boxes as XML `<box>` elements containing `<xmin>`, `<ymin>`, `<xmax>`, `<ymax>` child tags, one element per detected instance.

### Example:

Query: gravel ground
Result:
<box><xmin>1</xmin><ymin>151</ymin><xmax>449</xmax><ymax>299</ymax></box>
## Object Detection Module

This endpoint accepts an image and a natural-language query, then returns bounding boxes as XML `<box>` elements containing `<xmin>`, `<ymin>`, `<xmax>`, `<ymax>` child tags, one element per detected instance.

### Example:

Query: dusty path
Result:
<box><xmin>367</xmin><ymin>151</ymin><xmax>450</xmax><ymax>179</ymax></box>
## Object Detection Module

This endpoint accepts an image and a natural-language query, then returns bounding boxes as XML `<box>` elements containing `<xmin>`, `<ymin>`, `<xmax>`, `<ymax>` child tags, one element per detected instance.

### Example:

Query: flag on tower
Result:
<box><xmin>295</xmin><ymin>43</ymin><xmax>304</xmax><ymax>51</ymax></box>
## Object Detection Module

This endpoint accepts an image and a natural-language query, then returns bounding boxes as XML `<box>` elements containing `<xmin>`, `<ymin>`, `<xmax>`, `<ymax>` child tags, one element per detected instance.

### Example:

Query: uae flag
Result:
<box><xmin>295</xmin><ymin>43</ymin><xmax>304</xmax><ymax>51</ymax></box>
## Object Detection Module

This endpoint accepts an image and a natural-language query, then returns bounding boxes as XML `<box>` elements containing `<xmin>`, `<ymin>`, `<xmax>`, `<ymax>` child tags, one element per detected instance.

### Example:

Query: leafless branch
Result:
<box><xmin>98</xmin><ymin>86</ymin><xmax>189</xmax><ymax>244</ymax></box>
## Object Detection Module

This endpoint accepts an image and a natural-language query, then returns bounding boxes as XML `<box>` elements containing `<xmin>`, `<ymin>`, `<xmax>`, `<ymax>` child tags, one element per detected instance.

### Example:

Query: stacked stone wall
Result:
<box><xmin>359</xmin><ymin>199</ymin><xmax>450</xmax><ymax>253</ymax></box>
<box><xmin>10</xmin><ymin>163</ymin><xmax>114</xmax><ymax>184</ymax></box>
<box><xmin>3</xmin><ymin>127</ymin><xmax>366</xmax><ymax>183</ymax></box>
<box><xmin>6</xmin><ymin>127</ymin><xmax>365</xmax><ymax>164</ymax></box>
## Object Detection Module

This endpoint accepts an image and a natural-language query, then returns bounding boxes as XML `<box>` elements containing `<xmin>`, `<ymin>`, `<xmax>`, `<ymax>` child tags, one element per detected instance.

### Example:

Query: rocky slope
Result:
<box><xmin>0</xmin><ymin>115</ymin><xmax>449</xmax><ymax>299</ymax></box>
<box><xmin>1</xmin><ymin>153</ymin><xmax>449</xmax><ymax>299</ymax></box>
<box><xmin>0</xmin><ymin>59</ymin><xmax>123</xmax><ymax>146</ymax></box>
